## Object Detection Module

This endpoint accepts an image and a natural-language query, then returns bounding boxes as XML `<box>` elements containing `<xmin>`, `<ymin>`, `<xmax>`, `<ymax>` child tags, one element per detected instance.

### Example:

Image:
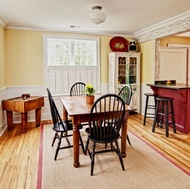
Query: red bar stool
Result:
<box><xmin>152</xmin><ymin>96</ymin><xmax>176</xmax><ymax>137</ymax></box>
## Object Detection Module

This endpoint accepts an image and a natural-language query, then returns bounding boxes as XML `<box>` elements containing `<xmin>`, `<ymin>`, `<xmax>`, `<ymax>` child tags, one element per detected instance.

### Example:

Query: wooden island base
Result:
<box><xmin>148</xmin><ymin>83</ymin><xmax>190</xmax><ymax>134</ymax></box>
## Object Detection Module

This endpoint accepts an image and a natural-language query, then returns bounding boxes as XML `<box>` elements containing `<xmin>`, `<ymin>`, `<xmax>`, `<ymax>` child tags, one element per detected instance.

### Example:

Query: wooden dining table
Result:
<box><xmin>60</xmin><ymin>95</ymin><xmax>135</xmax><ymax>168</ymax></box>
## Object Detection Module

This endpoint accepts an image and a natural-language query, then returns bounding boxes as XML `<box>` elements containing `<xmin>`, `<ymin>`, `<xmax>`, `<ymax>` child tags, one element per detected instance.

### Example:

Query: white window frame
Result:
<box><xmin>43</xmin><ymin>35</ymin><xmax>100</xmax><ymax>95</ymax></box>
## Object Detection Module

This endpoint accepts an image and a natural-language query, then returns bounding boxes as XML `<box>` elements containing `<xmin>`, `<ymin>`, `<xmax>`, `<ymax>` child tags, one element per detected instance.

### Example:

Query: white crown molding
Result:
<box><xmin>135</xmin><ymin>11</ymin><xmax>190</xmax><ymax>43</ymax></box>
<box><xmin>0</xmin><ymin>16</ymin><xmax>7</xmax><ymax>27</ymax></box>
<box><xmin>6</xmin><ymin>24</ymin><xmax>134</xmax><ymax>38</ymax></box>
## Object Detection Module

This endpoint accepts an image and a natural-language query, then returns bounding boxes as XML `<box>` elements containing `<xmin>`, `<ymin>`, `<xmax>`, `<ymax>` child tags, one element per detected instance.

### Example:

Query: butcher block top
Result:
<box><xmin>2</xmin><ymin>96</ymin><xmax>44</xmax><ymax>113</ymax></box>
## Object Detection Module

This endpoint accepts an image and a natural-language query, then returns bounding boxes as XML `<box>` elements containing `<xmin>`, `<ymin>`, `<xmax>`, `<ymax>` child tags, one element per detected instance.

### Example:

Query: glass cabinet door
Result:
<box><xmin>129</xmin><ymin>57</ymin><xmax>137</xmax><ymax>84</ymax></box>
<box><xmin>118</xmin><ymin>56</ymin><xmax>128</xmax><ymax>84</ymax></box>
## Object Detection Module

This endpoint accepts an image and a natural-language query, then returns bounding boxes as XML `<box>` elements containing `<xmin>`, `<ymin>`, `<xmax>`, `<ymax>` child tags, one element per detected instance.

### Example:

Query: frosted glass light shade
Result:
<box><xmin>88</xmin><ymin>6</ymin><xmax>106</xmax><ymax>25</ymax></box>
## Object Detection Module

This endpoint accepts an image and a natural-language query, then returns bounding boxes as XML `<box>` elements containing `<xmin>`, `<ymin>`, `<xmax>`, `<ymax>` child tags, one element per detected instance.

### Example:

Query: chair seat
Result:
<box><xmin>53</xmin><ymin>121</ymin><xmax>84</xmax><ymax>132</ymax></box>
<box><xmin>85</xmin><ymin>127</ymin><xmax>120</xmax><ymax>143</ymax></box>
<box><xmin>52</xmin><ymin>121</ymin><xmax>73</xmax><ymax>132</ymax></box>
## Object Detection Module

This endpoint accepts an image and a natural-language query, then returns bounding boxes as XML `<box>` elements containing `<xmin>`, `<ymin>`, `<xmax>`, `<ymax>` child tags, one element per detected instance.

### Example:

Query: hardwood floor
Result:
<box><xmin>0</xmin><ymin>123</ymin><xmax>40</xmax><ymax>189</ymax></box>
<box><xmin>0</xmin><ymin>115</ymin><xmax>189</xmax><ymax>188</ymax></box>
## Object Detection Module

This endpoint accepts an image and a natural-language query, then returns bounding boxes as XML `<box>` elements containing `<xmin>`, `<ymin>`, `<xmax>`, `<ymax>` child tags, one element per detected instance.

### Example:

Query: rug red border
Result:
<box><xmin>128</xmin><ymin>130</ymin><xmax>190</xmax><ymax>176</ymax></box>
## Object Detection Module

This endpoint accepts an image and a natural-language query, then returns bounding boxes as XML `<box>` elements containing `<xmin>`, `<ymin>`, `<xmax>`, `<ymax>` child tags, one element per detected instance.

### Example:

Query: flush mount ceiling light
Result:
<box><xmin>88</xmin><ymin>6</ymin><xmax>106</xmax><ymax>25</ymax></box>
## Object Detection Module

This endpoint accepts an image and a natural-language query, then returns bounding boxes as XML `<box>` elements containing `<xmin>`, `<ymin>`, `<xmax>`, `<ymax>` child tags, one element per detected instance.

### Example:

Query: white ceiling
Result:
<box><xmin>0</xmin><ymin>0</ymin><xmax>190</xmax><ymax>36</ymax></box>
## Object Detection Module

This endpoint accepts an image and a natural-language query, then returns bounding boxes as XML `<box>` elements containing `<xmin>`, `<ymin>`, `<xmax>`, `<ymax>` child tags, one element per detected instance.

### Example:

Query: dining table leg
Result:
<box><xmin>120</xmin><ymin>111</ymin><xmax>129</xmax><ymax>157</ymax></box>
<box><xmin>62</xmin><ymin>106</ymin><xmax>80</xmax><ymax>168</ymax></box>
<box><xmin>72</xmin><ymin>117</ymin><xmax>80</xmax><ymax>168</ymax></box>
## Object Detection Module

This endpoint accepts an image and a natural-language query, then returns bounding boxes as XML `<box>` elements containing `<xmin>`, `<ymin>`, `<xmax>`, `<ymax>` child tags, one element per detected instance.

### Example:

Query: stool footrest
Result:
<box><xmin>157</xmin><ymin>111</ymin><xmax>174</xmax><ymax>116</ymax></box>
<box><xmin>157</xmin><ymin>121</ymin><xmax>175</xmax><ymax>126</ymax></box>
<box><xmin>147</xmin><ymin>106</ymin><xmax>156</xmax><ymax>109</ymax></box>
<box><xmin>146</xmin><ymin>113</ymin><xmax>155</xmax><ymax>116</ymax></box>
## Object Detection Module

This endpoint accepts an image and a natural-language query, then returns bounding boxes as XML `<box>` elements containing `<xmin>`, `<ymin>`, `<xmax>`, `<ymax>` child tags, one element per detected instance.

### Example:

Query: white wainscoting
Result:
<box><xmin>1</xmin><ymin>83</ymin><xmax>149</xmax><ymax>136</ymax></box>
<box><xmin>0</xmin><ymin>83</ymin><xmax>111</xmax><ymax>136</ymax></box>
<box><xmin>140</xmin><ymin>83</ymin><xmax>155</xmax><ymax>115</ymax></box>
<box><xmin>0</xmin><ymin>87</ymin><xmax>7</xmax><ymax>136</ymax></box>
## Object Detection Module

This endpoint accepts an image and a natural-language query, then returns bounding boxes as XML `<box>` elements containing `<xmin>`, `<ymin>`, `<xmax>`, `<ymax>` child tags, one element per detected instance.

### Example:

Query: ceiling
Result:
<box><xmin>0</xmin><ymin>0</ymin><xmax>190</xmax><ymax>36</ymax></box>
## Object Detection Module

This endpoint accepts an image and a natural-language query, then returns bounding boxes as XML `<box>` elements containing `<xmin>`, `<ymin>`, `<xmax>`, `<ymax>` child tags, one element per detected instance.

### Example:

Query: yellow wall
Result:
<box><xmin>0</xmin><ymin>26</ymin><xmax>5</xmax><ymax>88</ymax></box>
<box><xmin>99</xmin><ymin>35</ymin><xmax>114</xmax><ymax>83</ymax></box>
<box><xmin>5</xmin><ymin>30</ymin><xmax>44</xmax><ymax>86</ymax></box>
<box><xmin>139</xmin><ymin>40</ymin><xmax>154</xmax><ymax>83</ymax></box>
<box><xmin>5</xmin><ymin>29</ymin><xmax>130</xmax><ymax>86</ymax></box>
<box><xmin>160</xmin><ymin>36</ymin><xmax>190</xmax><ymax>46</ymax></box>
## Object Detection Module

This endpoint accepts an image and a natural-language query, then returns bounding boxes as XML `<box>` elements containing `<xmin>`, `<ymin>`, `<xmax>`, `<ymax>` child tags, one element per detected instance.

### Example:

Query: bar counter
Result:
<box><xmin>147</xmin><ymin>83</ymin><xmax>190</xmax><ymax>134</ymax></box>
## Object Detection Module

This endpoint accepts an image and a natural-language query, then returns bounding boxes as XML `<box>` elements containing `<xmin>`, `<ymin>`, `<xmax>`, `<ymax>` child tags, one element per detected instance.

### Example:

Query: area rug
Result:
<box><xmin>37</xmin><ymin>124</ymin><xmax>190</xmax><ymax>189</ymax></box>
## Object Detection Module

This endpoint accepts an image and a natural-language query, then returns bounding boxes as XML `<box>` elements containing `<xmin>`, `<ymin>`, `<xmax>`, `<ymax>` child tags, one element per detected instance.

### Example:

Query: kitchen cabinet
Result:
<box><xmin>109</xmin><ymin>52</ymin><xmax>140</xmax><ymax>112</ymax></box>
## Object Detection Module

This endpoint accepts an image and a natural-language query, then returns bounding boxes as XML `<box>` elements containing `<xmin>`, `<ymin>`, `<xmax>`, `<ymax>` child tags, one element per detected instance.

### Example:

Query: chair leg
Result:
<box><xmin>105</xmin><ymin>143</ymin><xmax>108</xmax><ymax>149</ymax></box>
<box><xmin>79</xmin><ymin>135</ymin><xmax>85</xmax><ymax>154</ymax></box>
<box><xmin>84</xmin><ymin>137</ymin><xmax>90</xmax><ymax>155</ymax></box>
<box><xmin>54</xmin><ymin>132</ymin><xmax>63</xmax><ymax>160</ymax></box>
<box><xmin>110</xmin><ymin>143</ymin><xmax>114</xmax><ymax>150</ymax></box>
<box><xmin>64</xmin><ymin>132</ymin><xmax>71</xmax><ymax>146</ymax></box>
<box><xmin>52</xmin><ymin>132</ymin><xmax>59</xmax><ymax>146</ymax></box>
<box><xmin>115</xmin><ymin>141</ymin><xmax>125</xmax><ymax>171</ymax></box>
<box><xmin>91</xmin><ymin>142</ymin><xmax>96</xmax><ymax>176</ymax></box>
<box><xmin>127</xmin><ymin>134</ymin><xmax>131</xmax><ymax>145</ymax></box>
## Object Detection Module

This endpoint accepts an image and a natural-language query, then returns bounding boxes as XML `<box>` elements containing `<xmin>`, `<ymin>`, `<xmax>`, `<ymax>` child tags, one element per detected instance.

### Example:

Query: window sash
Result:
<box><xmin>47</xmin><ymin>38</ymin><xmax>97</xmax><ymax>66</ymax></box>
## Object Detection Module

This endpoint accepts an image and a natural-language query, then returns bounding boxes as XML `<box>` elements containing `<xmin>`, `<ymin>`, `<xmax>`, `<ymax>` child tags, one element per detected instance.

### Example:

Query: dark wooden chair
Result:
<box><xmin>70</xmin><ymin>82</ymin><xmax>86</xmax><ymax>96</ymax></box>
<box><xmin>70</xmin><ymin>82</ymin><xmax>89</xmax><ymax>127</ymax></box>
<box><xmin>85</xmin><ymin>94</ymin><xmax>125</xmax><ymax>175</ymax></box>
<box><xmin>118</xmin><ymin>84</ymin><xmax>132</xmax><ymax>106</ymax></box>
<box><xmin>47</xmin><ymin>88</ymin><xmax>85</xmax><ymax>160</ymax></box>
<box><xmin>118</xmin><ymin>84</ymin><xmax>132</xmax><ymax>145</ymax></box>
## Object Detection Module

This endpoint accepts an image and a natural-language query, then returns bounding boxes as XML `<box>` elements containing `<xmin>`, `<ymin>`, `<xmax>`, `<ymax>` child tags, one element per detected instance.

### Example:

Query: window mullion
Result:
<box><xmin>71</xmin><ymin>41</ymin><xmax>75</xmax><ymax>66</ymax></box>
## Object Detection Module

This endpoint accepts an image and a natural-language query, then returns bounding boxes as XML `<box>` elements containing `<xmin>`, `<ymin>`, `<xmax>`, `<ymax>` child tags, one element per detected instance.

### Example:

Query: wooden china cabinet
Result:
<box><xmin>108</xmin><ymin>52</ymin><xmax>140</xmax><ymax>112</ymax></box>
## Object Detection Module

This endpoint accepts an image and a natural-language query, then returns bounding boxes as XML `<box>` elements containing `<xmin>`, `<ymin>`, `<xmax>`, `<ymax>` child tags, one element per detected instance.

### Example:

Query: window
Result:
<box><xmin>44</xmin><ymin>36</ymin><xmax>100</xmax><ymax>95</ymax></box>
